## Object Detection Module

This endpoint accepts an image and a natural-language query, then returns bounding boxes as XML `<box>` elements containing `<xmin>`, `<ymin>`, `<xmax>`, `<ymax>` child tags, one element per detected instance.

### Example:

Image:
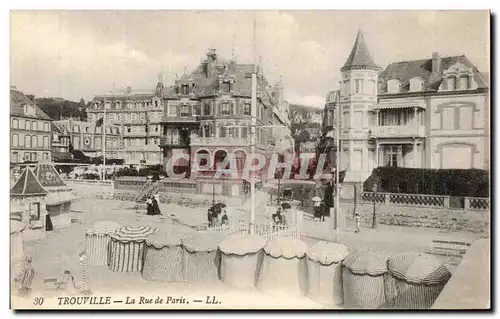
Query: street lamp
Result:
<box><xmin>372</xmin><ymin>182</ymin><xmax>377</xmax><ymax>228</ymax></box>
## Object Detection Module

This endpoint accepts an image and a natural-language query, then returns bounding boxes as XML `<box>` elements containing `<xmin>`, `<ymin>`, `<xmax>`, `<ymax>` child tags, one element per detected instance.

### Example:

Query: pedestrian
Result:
<box><xmin>146</xmin><ymin>197</ymin><xmax>153</xmax><ymax>215</ymax></box>
<box><xmin>207</xmin><ymin>208</ymin><xmax>213</xmax><ymax>227</ymax></box>
<box><xmin>221</xmin><ymin>210</ymin><xmax>229</xmax><ymax>226</ymax></box>
<box><xmin>14</xmin><ymin>255</ymin><xmax>35</xmax><ymax>295</ymax></box>
<box><xmin>313</xmin><ymin>200</ymin><xmax>322</xmax><ymax>222</ymax></box>
<box><xmin>355</xmin><ymin>213</ymin><xmax>361</xmax><ymax>233</ymax></box>
<box><xmin>151</xmin><ymin>194</ymin><xmax>161</xmax><ymax>215</ymax></box>
<box><xmin>320</xmin><ymin>200</ymin><xmax>327</xmax><ymax>222</ymax></box>
<box><xmin>72</xmin><ymin>249</ymin><xmax>92</xmax><ymax>295</ymax></box>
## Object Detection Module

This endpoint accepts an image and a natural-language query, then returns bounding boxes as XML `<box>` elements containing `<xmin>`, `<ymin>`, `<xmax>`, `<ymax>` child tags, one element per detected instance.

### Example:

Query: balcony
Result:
<box><xmin>370</xmin><ymin>125</ymin><xmax>426</xmax><ymax>138</ymax></box>
<box><xmin>189</xmin><ymin>135</ymin><xmax>251</xmax><ymax>147</ymax></box>
<box><xmin>161</xmin><ymin>115</ymin><xmax>199</xmax><ymax>123</ymax></box>
<box><xmin>159</xmin><ymin>136</ymin><xmax>190</xmax><ymax>147</ymax></box>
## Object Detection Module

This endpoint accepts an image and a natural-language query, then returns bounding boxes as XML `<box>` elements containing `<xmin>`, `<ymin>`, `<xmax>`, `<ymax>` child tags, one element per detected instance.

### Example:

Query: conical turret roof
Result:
<box><xmin>341</xmin><ymin>29</ymin><xmax>379</xmax><ymax>72</ymax></box>
<box><xmin>10</xmin><ymin>167</ymin><xmax>48</xmax><ymax>196</ymax></box>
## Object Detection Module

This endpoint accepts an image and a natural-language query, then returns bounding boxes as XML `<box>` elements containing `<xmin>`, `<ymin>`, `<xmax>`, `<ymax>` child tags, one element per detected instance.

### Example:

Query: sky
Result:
<box><xmin>10</xmin><ymin>10</ymin><xmax>489</xmax><ymax>107</ymax></box>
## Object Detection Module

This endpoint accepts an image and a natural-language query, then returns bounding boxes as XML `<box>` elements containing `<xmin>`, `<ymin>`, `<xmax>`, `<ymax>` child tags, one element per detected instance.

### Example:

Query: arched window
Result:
<box><xmin>32</xmin><ymin>121</ymin><xmax>38</xmax><ymax>131</ymax></box>
<box><xmin>459</xmin><ymin>75</ymin><xmax>470</xmax><ymax>90</ymax></box>
<box><xmin>12</xmin><ymin>119</ymin><xmax>18</xmax><ymax>129</ymax></box>
<box><xmin>44</xmin><ymin>122</ymin><xmax>49</xmax><ymax>131</ymax></box>
<box><xmin>11</xmin><ymin>134</ymin><xmax>18</xmax><ymax>147</ymax></box>
<box><xmin>25</xmin><ymin>121</ymin><xmax>31</xmax><ymax>130</ymax></box>
<box><xmin>32</xmin><ymin>136</ymin><xmax>37</xmax><ymax>148</ymax></box>
<box><xmin>387</xmin><ymin>79</ymin><xmax>401</xmax><ymax>94</ymax></box>
<box><xmin>25</xmin><ymin>135</ymin><xmax>31</xmax><ymax>147</ymax></box>
<box><xmin>447</xmin><ymin>77</ymin><xmax>457</xmax><ymax>90</ymax></box>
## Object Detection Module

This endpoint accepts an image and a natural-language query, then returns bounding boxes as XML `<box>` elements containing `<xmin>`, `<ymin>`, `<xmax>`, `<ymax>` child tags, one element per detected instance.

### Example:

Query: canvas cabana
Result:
<box><xmin>108</xmin><ymin>225</ymin><xmax>157</xmax><ymax>272</ymax></box>
<box><xmin>85</xmin><ymin>221</ymin><xmax>122</xmax><ymax>266</ymax></box>
<box><xmin>10</xmin><ymin>167</ymin><xmax>48</xmax><ymax>241</ymax></box>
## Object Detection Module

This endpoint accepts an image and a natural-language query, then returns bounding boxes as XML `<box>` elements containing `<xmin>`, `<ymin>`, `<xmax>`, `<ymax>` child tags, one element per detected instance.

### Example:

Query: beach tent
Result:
<box><xmin>307</xmin><ymin>241</ymin><xmax>349</xmax><ymax>306</ymax></box>
<box><xmin>85</xmin><ymin>221</ymin><xmax>122</xmax><ymax>266</ymax></box>
<box><xmin>108</xmin><ymin>225</ymin><xmax>157</xmax><ymax>272</ymax></box>
<box><xmin>219</xmin><ymin>234</ymin><xmax>267</xmax><ymax>288</ymax></box>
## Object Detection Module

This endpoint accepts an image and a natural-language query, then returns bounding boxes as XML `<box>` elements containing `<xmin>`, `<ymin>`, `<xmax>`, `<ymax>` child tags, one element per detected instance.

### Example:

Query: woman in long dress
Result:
<box><xmin>14</xmin><ymin>256</ymin><xmax>35</xmax><ymax>295</ymax></box>
<box><xmin>71</xmin><ymin>250</ymin><xmax>92</xmax><ymax>295</ymax></box>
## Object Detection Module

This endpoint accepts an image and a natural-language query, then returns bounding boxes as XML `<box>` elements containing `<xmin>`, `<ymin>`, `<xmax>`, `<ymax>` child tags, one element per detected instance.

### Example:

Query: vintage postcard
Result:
<box><xmin>9</xmin><ymin>10</ymin><xmax>490</xmax><ymax>310</ymax></box>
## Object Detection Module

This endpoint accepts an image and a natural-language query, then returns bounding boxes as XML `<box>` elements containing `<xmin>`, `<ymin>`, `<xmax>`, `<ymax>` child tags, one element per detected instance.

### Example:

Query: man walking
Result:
<box><xmin>354</xmin><ymin>213</ymin><xmax>361</xmax><ymax>233</ymax></box>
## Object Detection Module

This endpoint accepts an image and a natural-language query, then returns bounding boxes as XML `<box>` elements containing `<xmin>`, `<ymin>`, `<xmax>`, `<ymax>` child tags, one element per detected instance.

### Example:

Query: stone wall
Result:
<box><xmin>341</xmin><ymin>201</ymin><xmax>489</xmax><ymax>236</ymax></box>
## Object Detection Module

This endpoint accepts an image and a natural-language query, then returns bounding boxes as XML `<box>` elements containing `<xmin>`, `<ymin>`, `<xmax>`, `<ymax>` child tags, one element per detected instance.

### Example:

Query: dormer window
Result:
<box><xmin>181</xmin><ymin>84</ymin><xmax>189</xmax><ymax>95</ymax></box>
<box><xmin>23</xmin><ymin>104</ymin><xmax>36</xmax><ymax>116</ymax></box>
<box><xmin>387</xmin><ymin>79</ymin><xmax>401</xmax><ymax>94</ymax></box>
<box><xmin>447</xmin><ymin>77</ymin><xmax>457</xmax><ymax>90</ymax></box>
<box><xmin>154</xmin><ymin>100</ymin><xmax>159</xmax><ymax>107</ymax></box>
<box><xmin>459</xmin><ymin>75</ymin><xmax>470</xmax><ymax>90</ymax></box>
<box><xmin>221</xmin><ymin>81</ymin><xmax>231</xmax><ymax>93</ymax></box>
<box><xmin>115</xmin><ymin>101</ymin><xmax>121</xmax><ymax>109</ymax></box>
<box><xmin>409</xmin><ymin>77</ymin><xmax>424</xmax><ymax>92</ymax></box>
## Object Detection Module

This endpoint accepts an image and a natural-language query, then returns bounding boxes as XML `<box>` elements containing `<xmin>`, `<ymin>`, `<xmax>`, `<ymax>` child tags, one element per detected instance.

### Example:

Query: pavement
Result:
<box><xmin>11</xmin><ymin>195</ymin><xmax>484</xmax><ymax>309</ymax></box>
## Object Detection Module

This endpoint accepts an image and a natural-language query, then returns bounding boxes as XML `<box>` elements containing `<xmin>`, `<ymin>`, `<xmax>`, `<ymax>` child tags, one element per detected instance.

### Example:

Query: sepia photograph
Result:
<box><xmin>8</xmin><ymin>10</ymin><xmax>490</xmax><ymax>310</ymax></box>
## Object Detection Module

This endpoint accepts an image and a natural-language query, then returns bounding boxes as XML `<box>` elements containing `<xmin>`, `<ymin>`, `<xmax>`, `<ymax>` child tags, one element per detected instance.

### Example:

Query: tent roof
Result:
<box><xmin>10</xmin><ymin>167</ymin><xmax>48</xmax><ymax>196</ymax></box>
<box><xmin>32</xmin><ymin>163</ymin><xmax>67</xmax><ymax>188</ymax></box>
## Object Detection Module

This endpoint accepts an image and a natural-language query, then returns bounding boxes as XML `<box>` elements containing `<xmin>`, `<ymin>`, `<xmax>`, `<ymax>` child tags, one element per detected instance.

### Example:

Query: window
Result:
<box><xmin>442</xmin><ymin>108</ymin><xmax>455</xmax><ymax>130</ymax></box>
<box><xmin>355</xmin><ymin>79</ymin><xmax>363</xmax><ymax>94</ymax></box>
<box><xmin>95</xmin><ymin>137</ymin><xmax>102</xmax><ymax>149</ymax></box>
<box><xmin>342</xmin><ymin>111</ymin><xmax>350</xmax><ymax>128</ymax></box>
<box><xmin>343</xmin><ymin>80</ymin><xmax>350</xmax><ymax>96</ymax></box>
<box><xmin>12</xmin><ymin>134</ymin><xmax>18</xmax><ymax>147</ymax></box>
<box><xmin>181</xmin><ymin>85</ymin><xmax>189</xmax><ymax>95</ymax></box>
<box><xmin>228</xmin><ymin>127</ymin><xmax>236</xmax><ymax>137</ymax></box>
<box><xmin>154</xmin><ymin>100</ymin><xmax>159</xmax><ymax>107</ymax></box>
<box><xmin>12</xmin><ymin>119</ymin><xmax>18</xmax><ymax>129</ymax></box>
<box><xmin>119</xmin><ymin>113</ymin><xmax>124</xmax><ymax>121</ymax></box>
<box><xmin>327</xmin><ymin>110</ymin><xmax>334</xmax><ymax>126</ymax></box>
<box><xmin>44</xmin><ymin>122</ymin><xmax>49</xmax><ymax>131</ymax></box>
<box><xmin>43</xmin><ymin>153</ymin><xmax>49</xmax><ymax>160</ymax></box>
<box><xmin>12</xmin><ymin>152</ymin><xmax>18</xmax><ymax>163</ymax></box>
<box><xmin>32</xmin><ymin>136</ymin><xmax>37</xmax><ymax>148</ymax></box>
<box><xmin>243</xmin><ymin>103</ymin><xmax>251</xmax><ymax>116</ymax></box>
<box><xmin>368</xmin><ymin>80</ymin><xmax>376</xmax><ymax>95</ymax></box>
<box><xmin>25</xmin><ymin>135</ymin><xmax>31</xmax><ymax>148</ymax></box>
<box><xmin>43</xmin><ymin>136</ymin><xmax>49</xmax><ymax>149</ymax></box>
<box><xmin>447</xmin><ymin>77</ymin><xmax>457</xmax><ymax>90</ymax></box>
<box><xmin>387</xmin><ymin>79</ymin><xmax>401</xmax><ymax>94</ymax></box>
<box><xmin>380</xmin><ymin>109</ymin><xmax>412</xmax><ymax>126</ymax></box>
<box><xmin>221</xmin><ymin>102</ymin><xmax>231</xmax><ymax>115</ymax></box>
<box><xmin>131</xmin><ymin>113</ymin><xmax>137</xmax><ymax>121</ymax></box>
<box><xmin>38</xmin><ymin>136</ymin><xmax>43</xmax><ymax>148</ymax></box>
<box><xmin>222</xmin><ymin>82</ymin><xmax>231</xmax><ymax>93</ymax></box>
<box><xmin>353</xmin><ymin>111</ymin><xmax>363</xmax><ymax>128</ymax></box>
<box><xmin>32</xmin><ymin>121</ymin><xmax>38</xmax><ymax>131</ymax></box>
<box><xmin>85</xmin><ymin>126</ymin><xmax>89</xmax><ymax>133</ymax></box>
<box><xmin>25</xmin><ymin>121</ymin><xmax>31</xmax><ymax>130</ymax></box>
<box><xmin>32</xmin><ymin>153</ymin><xmax>38</xmax><ymax>162</ymax></box>
<box><xmin>384</xmin><ymin>145</ymin><xmax>402</xmax><ymax>167</ymax></box>
<box><xmin>459</xmin><ymin>107</ymin><xmax>473</xmax><ymax>130</ymax></box>
<box><xmin>219</xmin><ymin>125</ymin><xmax>226</xmax><ymax>138</ymax></box>
<box><xmin>74</xmin><ymin>137</ymin><xmax>80</xmax><ymax>147</ymax></box>
<box><xmin>127</xmin><ymin>127</ymin><xmax>131</xmax><ymax>133</ymax></box>
<box><xmin>73</xmin><ymin>125</ymin><xmax>80</xmax><ymax>133</ymax></box>
<box><xmin>459</xmin><ymin>75</ymin><xmax>470</xmax><ymax>90</ymax></box>
<box><xmin>168</xmin><ymin>105</ymin><xmax>177</xmax><ymax>116</ymax></box>
<box><xmin>410</xmin><ymin>77</ymin><xmax>423</xmax><ymax>92</ymax></box>
<box><xmin>180</xmin><ymin>105</ymin><xmax>190</xmax><ymax>117</ymax></box>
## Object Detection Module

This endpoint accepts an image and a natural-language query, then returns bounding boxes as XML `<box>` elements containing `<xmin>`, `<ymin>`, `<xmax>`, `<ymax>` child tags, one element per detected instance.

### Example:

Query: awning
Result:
<box><xmin>375</xmin><ymin>103</ymin><xmax>425</xmax><ymax>110</ymax></box>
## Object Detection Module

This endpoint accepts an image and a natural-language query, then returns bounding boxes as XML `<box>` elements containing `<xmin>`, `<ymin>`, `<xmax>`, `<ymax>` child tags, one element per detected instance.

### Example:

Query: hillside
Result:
<box><xmin>289</xmin><ymin>103</ymin><xmax>323</xmax><ymax>126</ymax></box>
<box><xmin>34</xmin><ymin>97</ymin><xmax>88</xmax><ymax>121</ymax></box>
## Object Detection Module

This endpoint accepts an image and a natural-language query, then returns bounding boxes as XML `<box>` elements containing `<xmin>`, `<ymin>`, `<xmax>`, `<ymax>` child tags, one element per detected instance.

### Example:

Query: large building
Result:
<box><xmin>87</xmin><ymin>82</ymin><xmax>164</xmax><ymax>165</ymax></box>
<box><xmin>323</xmin><ymin>30</ymin><xmax>489</xmax><ymax>183</ymax></box>
<box><xmin>160</xmin><ymin>48</ymin><xmax>293</xmax><ymax>196</ymax></box>
<box><xmin>51</xmin><ymin>123</ymin><xmax>71</xmax><ymax>162</ymax></box>
<box><xmin>10</xmin><ymin>87</ymin><xmax>53</xmax><ymax>164</ymax></box>
<box><xmin>54</xmin><ymin>119</ymin><xmax>123</xmax><ymax>160</ymax></box>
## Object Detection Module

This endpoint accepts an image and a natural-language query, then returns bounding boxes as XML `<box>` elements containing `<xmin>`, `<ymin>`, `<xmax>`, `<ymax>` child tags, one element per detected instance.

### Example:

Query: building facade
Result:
<box><xmin>88</xmin><ymin>83</ymin><xmax>164</xmax><ymax>165</ymax></box>
<box><xmin>323</xmin><ymin>30</ymin><xmax>489</xmax><ymax>183</ymax></box>
<box><xmin>54</xmin><ymin>119</ymin><xmax>123</xmax><ymax>160</ymax></box>
<box><xmin>160</xmin><ymin>49</ymin><xmax>293</xmax><ymax>196</ymax></box>
<box><xmin>51</xmin><ymin>123</ymin><xmax>71</xmax><ymax>162</ymax></box>
<box><xmin>10</xmin><ymin>88</ymin><xmax>52</xmax><ymax>164</ymax></box>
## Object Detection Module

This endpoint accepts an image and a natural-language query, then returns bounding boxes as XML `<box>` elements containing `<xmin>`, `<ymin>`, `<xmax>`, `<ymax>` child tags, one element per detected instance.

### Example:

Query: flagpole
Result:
<box><xmin>335</xmin><ymin>88</ymin><xmax>341</xmax><ymax>243</ymax></box>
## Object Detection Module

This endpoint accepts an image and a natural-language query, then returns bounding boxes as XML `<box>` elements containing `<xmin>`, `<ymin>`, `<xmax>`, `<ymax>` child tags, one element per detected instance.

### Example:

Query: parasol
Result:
<box><xmin>109</xmin><ymin>225</ymin><xmax>158</xmax><ymax>242</ymax></box>
<box><xmin>281</xmin><ymin>202</ymin><xmax>292</xmax><ymax>209</ymax></box>
<box><xmin>312</xmin><ymin>196</ymin><xmax>322</xmax><ymax>202</ymax></box>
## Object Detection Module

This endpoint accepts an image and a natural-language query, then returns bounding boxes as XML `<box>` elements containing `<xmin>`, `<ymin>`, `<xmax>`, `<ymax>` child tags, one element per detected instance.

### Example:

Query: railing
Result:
<box><xmin>370</xmin><ymin>124</ymin><xmax>426</xmax><ymax>138</ymax></box>
<box><xmin>63</xmin><ymin>179</ymin><xmax>114</xmax><ymax>187</ymax></box>
<box><xmin>159</xmin><ymin>136</ymin><xmax>190</xmax><ymax>146</ymax></box>
<box><xmin>360</xmin><ymin>191</ymin><xmax>490</xmax><ymax>211</ymax></box>
<box><xmin>189</xmin><ymin>135</ymin><xmax>251</xmax><ymax>146</ymax></box>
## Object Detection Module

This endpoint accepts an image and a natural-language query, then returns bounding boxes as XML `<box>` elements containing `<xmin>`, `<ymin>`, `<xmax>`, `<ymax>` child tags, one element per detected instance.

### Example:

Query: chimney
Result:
<box><xmin>432</xmin><ymin>52</ymin><xmax>441</xmax><ymax>74</ymax></box>
<box><xmin>206</xmin><ymin>48</ymin><xmax>217</xmax><ymax>77</ymax></box>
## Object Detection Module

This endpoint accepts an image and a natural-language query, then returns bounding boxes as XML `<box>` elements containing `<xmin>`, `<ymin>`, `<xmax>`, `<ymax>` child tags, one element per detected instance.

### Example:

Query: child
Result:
<box><xmin>355</xmin><ymin>213</ymin><xmax>361</xmax><ymax>233</ymax></box>
<box><xmin>72</xmin><ymin>249</ymin><xmax>92</xmax><ymax>295</ymax></box>
<box><xmin>14</xmin><ymin>256</ymin><xmax>35</xmax><ymax>295</ymax></box>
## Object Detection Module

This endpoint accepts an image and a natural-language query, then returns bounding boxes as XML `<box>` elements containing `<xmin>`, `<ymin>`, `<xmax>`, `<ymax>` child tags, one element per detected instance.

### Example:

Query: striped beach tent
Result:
<box><xmin>307</xmin><ymin>242</ymin><xmax>349</xmax><ymax>307</ymax></box>
<box><xmin>342</xmin><ymin>251</ymin><xmax>390</xmax><ymax>309</ymax></box>
<box><xmin>257</xmin><ymin>237</ymin><xmax>308</xmax><ymax>297</ymax></box>
<box><xmin>85</xmin><ymin>221</ymin><xmax>122</xmax><ymax>266</ymax></box>
<box><xmin>219</xmin><ymin>234</ymin><xmax>267</xmax><ymax>288</ymax></box>
<box><xmin>108</xmin><ymin>225</ymin><xmax>157</xmax><ymax>272</ymax></box>
<box><xmin>142</xmin><ymin>229</ymin><xmax>194</xmax><ymax>282</ymax></box>
<box><xmin>182</xmin><ymin>231</ymin><xmax>227</xmax><ymax>283</ymax></box>
<box><xmin>387</xmin><ymin>253</ymin><xmax>452</xmax><ymax>309</ymax></box>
